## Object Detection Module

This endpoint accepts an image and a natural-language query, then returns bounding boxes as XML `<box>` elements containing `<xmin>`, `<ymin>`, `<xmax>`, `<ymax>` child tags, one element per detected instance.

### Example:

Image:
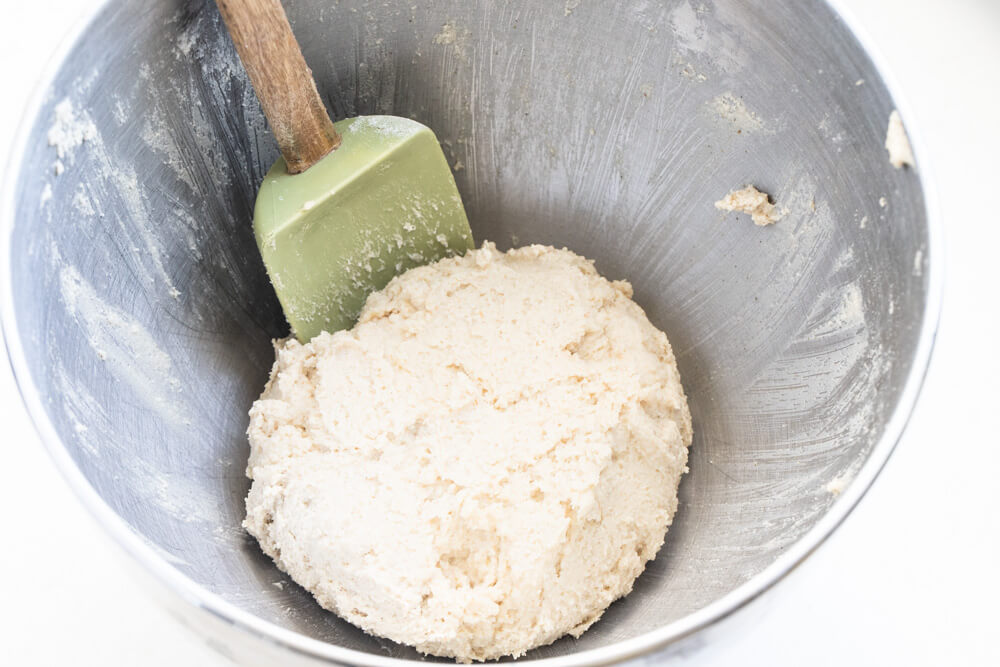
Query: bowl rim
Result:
<box><xmin>0</xmin><ymin>1</ymin><xmax>944</xmax><ymax>664</ymax></box>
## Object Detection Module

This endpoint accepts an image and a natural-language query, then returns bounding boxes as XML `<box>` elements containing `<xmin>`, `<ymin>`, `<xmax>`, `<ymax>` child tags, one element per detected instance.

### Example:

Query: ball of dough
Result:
<box><xmin>244</xmin><ymin>243</ymin><xmax>692</xmax><ymax>661</ymax></box>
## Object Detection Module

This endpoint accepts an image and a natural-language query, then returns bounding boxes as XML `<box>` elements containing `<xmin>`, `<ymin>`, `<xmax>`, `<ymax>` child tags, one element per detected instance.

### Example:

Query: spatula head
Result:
<box><xmin>253</xmin><ymin>116</ymin><xmax>474</xmax><ymax>341</ymax></box>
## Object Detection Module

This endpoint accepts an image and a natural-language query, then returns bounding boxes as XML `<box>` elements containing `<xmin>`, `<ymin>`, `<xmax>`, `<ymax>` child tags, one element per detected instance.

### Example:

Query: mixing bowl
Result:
<box><xmin>1</xmin><ymin>0</ymin><xmax>940</xmax><ymax>664</ymax></box>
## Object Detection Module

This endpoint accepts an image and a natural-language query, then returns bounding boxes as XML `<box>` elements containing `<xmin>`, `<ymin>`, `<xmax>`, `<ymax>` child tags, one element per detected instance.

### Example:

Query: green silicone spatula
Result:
<box><xmin>216</xmin><ymin>0</ymin><xmax>474</xmax><ymax>341</ymax></box>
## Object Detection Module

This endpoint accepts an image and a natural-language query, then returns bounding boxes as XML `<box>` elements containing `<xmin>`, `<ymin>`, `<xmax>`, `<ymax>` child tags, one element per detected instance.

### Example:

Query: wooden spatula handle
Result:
<box><xmin>216</xmin><ymin>0</ymin><xmax>341</xmax><ymax>174</ymax></box>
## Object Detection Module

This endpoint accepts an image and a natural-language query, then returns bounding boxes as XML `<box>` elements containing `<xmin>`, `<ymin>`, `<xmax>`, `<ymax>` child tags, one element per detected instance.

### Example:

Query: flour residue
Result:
<box><xmin>54</xmin><ymin>301</ymin><xmax>221</xmax><ymax>531</ymax></box>
<box><xmin>112</xmin><ymin>96</ymin><xmax>129</xmax><ymax>125</ymax></box>
<box><xmin>669</xmin><ymin>1</ymin><xmax>709</xmax><ymax>55</ymax></box>
<box><xmin>59</xmin><ymin>265</ymin><xmax>186</xmax><ymax>425</ymax></box>
<box><xmin>668</xmin><ymin>1</ymin><xmax>747</xmax><ymax>74</ymax></box>
<box><xmin>71</xmin><ymin>186</ymin><xmax>95</xmax><ymax>217</ymax></box>
<box><xmin>803</xmin><ymin>277</ymin><xmax>866</xmax><ymax>340</ymax></box>
<box><xmin>75</xmin><ymin>160</ymin><xmax>182</xmax><ymax>300</ymax></box>
<box><xmin>175</xmin><ymin>24</ymin><xmax>198</xmax><ymax>57</ymax></box>
<box><xmin>818</xmin><ymin>114</ymin><xmax>847</xmax><ymax>149</ymax></box>
<box><xmin>564</xmin><ymin>0</ymin><xmax>581</xmax><ymax>16</ymax></box>
<box><xmin>825</xmin><ymin>283</ymin><xmax>865</xmax><ymax>332</ymax></box>
<box><xmin>831</xmin><ymin>246</ymin><xmax>856</xmax><ymax>273</ymax></box>
<box><xmin>345</xmin><ymin>115</ymin><xmax>416</xmax><ymax>140</ymax></box>
<box><xmin>140</xmin><ymin>118</ymin><xmax>198</xmax><ymax>192</ymax></box>
<box><xmin>52</xmin><ymin>366</ymin><xmax>106</xmax><ymax>459</ymax></box>
<box><xmin>707</xmin><ymin>92</ymin><xmax>766</xmax><ymax>133</ymax></box>
<box><xmin>675</xmin><ymin>57</ymin><xmax>708</xmax><ymax>82</ymax></box>
<box><xmin>433</xmin><ymin>20</ymin><xmax>458</xmax><ymax>45</ymax></box>
<box><xmin>47</xmin><ymin>99</ymin><xmax>97</xmax><ymax>158</ymax></box>
<box><xmin>133</xmin><ymin>460</ymin><xmax>223</xmax><ymax>525</ymax></box>
<box><xmin>432</xmin><ymin>20</ymin><xmax>470</xmax><ymax>60</ymax></box>
<box><xmin>47</xmin><ymin>90</ymin><xmax>185</xmax><ymax>302</ymax></box>
<box><xmin>47</xmin><ymin>99</ymin><xmax>97</xmax><ymax>173</ymax></box>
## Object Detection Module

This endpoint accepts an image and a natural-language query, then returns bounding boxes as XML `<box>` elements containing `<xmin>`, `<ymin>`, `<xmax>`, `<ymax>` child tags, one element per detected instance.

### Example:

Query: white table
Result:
<box><xmin>2</xmin><ymin>1</ymin><xmax>997</xmax><ymax>664</ymax></box>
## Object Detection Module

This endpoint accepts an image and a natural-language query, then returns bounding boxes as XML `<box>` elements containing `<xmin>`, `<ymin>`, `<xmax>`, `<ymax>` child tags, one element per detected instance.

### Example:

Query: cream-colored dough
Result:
<box><xmin>244</xmin><ymin>243</ymin><xmax>692</xmax><ymax>661</ymax></box>
<box><xmin>885</xmin><ymin>109</ymin><xmax>915</xmax><ymax>168</ymax></box>
<box><xmin>715</xmin><ymin>185</ymin><xmax>782</xmax><ymax>226</ymax></box>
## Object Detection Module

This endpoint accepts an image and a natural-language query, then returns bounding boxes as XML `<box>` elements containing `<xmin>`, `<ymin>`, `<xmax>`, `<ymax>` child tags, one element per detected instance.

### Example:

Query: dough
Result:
<box><xmin>244</xmin><ymin>243</ymin><xmax>692</xmax><ymax>661</ymax></box>
<box><xmin>715</xmin><ymin>185</ymin><xmax>782</xmax><ymax>225</ymax></box>
<box><xmin>885</xmin><ymin>109</ymin><xmax>915</xmax><ymax>168</ymax></box>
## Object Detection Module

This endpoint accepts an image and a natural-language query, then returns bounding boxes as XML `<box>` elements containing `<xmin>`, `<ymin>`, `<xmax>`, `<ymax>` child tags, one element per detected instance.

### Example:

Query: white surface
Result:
<box><xmin>1</xmin><ymin>1</ymin><xmax>997</xmax><ymax>665</ymax></box>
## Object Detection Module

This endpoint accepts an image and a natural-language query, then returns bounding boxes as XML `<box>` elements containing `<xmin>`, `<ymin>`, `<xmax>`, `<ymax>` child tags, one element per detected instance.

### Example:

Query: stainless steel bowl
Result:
<box><xmin>1</xmin><ymin>0</ymin><xmax>941</xmax><ymax>664</ymax></box>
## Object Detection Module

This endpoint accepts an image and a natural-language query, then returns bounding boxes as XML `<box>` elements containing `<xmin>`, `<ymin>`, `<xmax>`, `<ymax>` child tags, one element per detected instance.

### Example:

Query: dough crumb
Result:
<box><xmin>885</xmin><ymin>110</ymin><xmax>914</xmax><ymax>169</ymax></box>
<box><xmin>825</xmin><ymin>474</ymin><xmax>849</xmax><ymax>496</ymax></box>
<box><xmin>715</xmin><ymin>185</ymin><xmax>782</xmax><ymax>226</ymax></box>
<box><xmin>245</xmin><ymin>242</ymin><xmax>692</xmax><ymax>661</ymax></box>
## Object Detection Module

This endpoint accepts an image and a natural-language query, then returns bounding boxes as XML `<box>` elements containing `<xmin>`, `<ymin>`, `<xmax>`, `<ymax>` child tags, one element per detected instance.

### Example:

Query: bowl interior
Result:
<box><xmin>8</xmin><ymin>0</ymin><xmax>929</xmax><ymax>661</ymax></box>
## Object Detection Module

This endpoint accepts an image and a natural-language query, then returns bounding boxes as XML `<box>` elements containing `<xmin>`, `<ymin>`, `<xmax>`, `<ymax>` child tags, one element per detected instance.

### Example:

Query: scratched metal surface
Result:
<box><xmin>7</xmin><ymin>0</ymin><xmax>928</xmax><ymax>662</ymax></box>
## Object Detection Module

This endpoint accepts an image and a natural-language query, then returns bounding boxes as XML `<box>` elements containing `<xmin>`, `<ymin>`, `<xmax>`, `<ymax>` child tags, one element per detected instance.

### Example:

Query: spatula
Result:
<box><xmin>215</xmin><ymin>0</ymin><xmax>474</xmax><ymax>341</ymax></box>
